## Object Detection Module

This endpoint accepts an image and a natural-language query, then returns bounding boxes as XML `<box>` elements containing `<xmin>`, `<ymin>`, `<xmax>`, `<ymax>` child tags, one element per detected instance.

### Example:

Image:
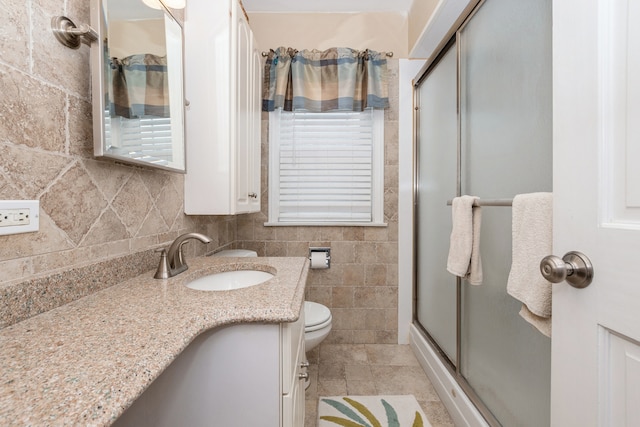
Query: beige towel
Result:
<box><xmin>507</xmin><ymin>192</ymin><xmax>553</xmax><ymax>337</ymax></box>
<box><xmin>447</xmin><ymin>195</ymin><xmax>483</xmax><ymax>285</ymax></box>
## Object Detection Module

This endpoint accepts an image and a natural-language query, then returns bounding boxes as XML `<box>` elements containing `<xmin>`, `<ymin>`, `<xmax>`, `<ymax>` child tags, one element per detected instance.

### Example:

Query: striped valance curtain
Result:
<box><xmin>262</xmin><ymin>47</ymin><xmax>390</xmax><ymax>112</ymax></box>
<box><xmin>110</xmin><ymin>54</ymin><xmax>170</xmax><ymax>119</ymax></box>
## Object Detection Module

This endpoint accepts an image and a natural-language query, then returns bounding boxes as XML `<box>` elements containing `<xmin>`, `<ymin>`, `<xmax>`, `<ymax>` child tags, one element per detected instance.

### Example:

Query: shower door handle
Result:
<box><xmin>540</xmin><ymin>251</ymin><xmax>594</xmax><ymax>289</ymax></box>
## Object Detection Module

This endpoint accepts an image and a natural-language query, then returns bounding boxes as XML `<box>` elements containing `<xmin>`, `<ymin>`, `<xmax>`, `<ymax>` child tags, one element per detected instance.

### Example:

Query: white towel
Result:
<box><xmin>507</xmin><ymin>192</ymin><xmax>553</xmax><ymax>337</ymax></box>
<box><xmin>447</xmin><ymin>195</ymin><xmax>483</xmax><ymax>285</ymax></box>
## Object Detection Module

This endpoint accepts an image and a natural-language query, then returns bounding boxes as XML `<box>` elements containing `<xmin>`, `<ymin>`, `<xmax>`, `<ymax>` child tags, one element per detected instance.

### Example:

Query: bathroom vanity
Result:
<box><xmin>113</xmin><ymin>315</ymin><xmax>306</xmax><ymax>427</ymax></box>
<box><xmin>0</xmin><ymin>256</ymin><xmax>308</xmax><ymax>426</ymax></box>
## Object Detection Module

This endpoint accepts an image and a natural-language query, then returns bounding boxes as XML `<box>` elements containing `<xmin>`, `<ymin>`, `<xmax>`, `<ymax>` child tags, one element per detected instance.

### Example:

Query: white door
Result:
<box><xmin>552</xmin><ymin>1</ymin><xmax>640</xmax><ymax>425</ymax></box>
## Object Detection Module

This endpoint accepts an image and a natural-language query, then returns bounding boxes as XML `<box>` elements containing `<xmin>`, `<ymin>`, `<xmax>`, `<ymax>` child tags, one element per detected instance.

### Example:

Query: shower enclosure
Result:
<box><xmin>412</xmin><ymin>0</ymin><xmax>552</xmax><ymax>425</ymax></box>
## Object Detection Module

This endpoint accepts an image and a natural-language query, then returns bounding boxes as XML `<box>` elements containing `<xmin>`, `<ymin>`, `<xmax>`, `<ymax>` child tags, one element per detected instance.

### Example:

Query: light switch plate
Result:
<box><xmin>0</xmin><ymin>200</ymin><xmax>39</xmax><ymax>235</ymax></box>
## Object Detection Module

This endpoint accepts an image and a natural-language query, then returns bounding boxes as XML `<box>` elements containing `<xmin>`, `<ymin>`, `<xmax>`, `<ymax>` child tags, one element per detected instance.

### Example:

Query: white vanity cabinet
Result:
<box><xmin>183</xmin><ymin>0</ymin><xmax>261</xmax><ymax>215</ymax></box>
<box><xmin>113</xmin><ymin>314</ymin><xmax>306</xmax><ymax>427</ymax></box>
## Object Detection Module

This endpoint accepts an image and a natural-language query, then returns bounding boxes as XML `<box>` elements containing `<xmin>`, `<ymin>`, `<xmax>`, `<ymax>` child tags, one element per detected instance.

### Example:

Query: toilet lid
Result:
<box><xmin>305</xmin><ymin>301</ymin><xmax>332</xmax><ymax>328</ymax></box>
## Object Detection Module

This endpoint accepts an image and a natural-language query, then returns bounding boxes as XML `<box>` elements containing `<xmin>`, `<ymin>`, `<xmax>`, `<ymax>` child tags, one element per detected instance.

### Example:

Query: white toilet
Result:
<box><xmin>213</xmin><ymin>249</ymin><xmax>333</xmax><ymax>353</ymax></box>
<box><xmin>303</xmin><ymin>301</ymin><xmax>332</xmax><ymax>351</ymax></box>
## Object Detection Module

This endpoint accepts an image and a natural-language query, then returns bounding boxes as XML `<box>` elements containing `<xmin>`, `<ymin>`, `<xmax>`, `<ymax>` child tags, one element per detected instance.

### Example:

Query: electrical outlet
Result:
<box><xmin>0</xmin><ymin>200</ymin><xmax>39</xmax><ymax>236</ymax></box>
<box><xmin>0</xmin><ymin>209</ymin><xmax>31</xmax><ymax>226</ymax></box>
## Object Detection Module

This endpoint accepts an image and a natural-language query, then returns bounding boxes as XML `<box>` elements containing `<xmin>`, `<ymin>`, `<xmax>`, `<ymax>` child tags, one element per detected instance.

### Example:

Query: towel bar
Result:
<box><xmin>446</xmin><ymin>198</ymin><xmax>513</xmax><ymax>207</ymax></box>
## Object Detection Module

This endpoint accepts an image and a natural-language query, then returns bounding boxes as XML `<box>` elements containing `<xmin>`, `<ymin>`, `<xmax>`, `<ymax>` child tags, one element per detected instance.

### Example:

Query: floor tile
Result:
<box><xmin>370</xmin><ymin>365</ymin><xmax>440</xmax><ymax>402</ymax></box>
<box><xmin>365</xmin><ymin>343</ymin><xmax>421</xmax><ymax>366</ymax></box>
<box><xmin>344</xmin><ymin>364</ymin><xmax>373</xmax><ymax>382</ymax></box>
<box><xmin>306</xmin><ymin>343</ymin><xmax>453</xmax><ymax>427</ymax></box>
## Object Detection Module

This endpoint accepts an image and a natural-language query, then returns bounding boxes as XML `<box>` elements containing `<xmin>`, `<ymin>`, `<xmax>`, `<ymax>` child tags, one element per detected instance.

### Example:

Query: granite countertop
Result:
<box><xmin>0</xmin><ymin>256</ymin><xmax>309</xmax><ymax>426</ymax></box>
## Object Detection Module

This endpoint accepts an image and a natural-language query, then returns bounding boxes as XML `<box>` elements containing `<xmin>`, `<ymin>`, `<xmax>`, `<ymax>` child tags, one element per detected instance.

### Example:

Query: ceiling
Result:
<box><xmin>241</xmin><ymin>0</ymin><xmax>414</xmax><ymax>14</ymax></box>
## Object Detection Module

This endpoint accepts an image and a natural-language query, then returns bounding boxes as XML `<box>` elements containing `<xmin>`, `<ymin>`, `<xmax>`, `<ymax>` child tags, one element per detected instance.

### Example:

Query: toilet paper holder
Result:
<box><xmin>309</xmin><ymin>247</ymin><xmax>331</xmax><ymax>269</ymax></box>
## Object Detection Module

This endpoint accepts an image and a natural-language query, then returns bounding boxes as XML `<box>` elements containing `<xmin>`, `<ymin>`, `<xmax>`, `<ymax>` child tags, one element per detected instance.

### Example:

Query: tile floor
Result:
<box><xmin>304</xmin><ymin>343</ymin><xmax>455</xmax><ymax>427</ymax></box>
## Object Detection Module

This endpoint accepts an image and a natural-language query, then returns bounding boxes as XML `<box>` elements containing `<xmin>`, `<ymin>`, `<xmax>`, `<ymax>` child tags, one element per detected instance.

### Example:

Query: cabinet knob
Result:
<box><xmin>248</xmin><ymin>192</ymin><xmax>258</xmax><ymax>199</ymax></box>
<box><xmin>300</xmin><ymin>361</ymin><xmax>310</xmax><ymax>368</ymax></box>
<box><xmin>298</xmin><ymin>372</ymin><xmax>309</xmax><ymax>380</ymax></box>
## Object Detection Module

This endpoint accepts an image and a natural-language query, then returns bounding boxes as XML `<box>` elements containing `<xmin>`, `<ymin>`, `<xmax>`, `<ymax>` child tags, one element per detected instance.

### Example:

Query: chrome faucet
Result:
<box><xmin>154</xmin><ymin>232</ymin><xmax>212</xmax><ymax>279</ymax></box>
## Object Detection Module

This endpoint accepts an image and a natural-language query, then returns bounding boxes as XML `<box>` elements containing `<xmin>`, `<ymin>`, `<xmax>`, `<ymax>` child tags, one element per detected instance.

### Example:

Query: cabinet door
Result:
<box><xmin>281</xmin><ymin>313</ymin><xmax>306</xmax><ymax>427</ymax></box>
<box><xmin>235</xmin><ymin>7</ymin><xmax>251</xmax><ymax>212</ymax></box>
<box><xmin>249</xmin><ymin>32</ymin><xmax>262</xmax><ymax>210</ymax></box>
<box><xmin>234</xmin><ymin>6</ymin><xmax>260</xmax><ymax>213</ymax></box>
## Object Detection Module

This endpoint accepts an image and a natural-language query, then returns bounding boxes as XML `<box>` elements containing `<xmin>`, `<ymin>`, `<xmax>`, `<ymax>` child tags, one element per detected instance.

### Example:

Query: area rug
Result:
<box><xmin>318</xmin><ymin>395</ymin><xmax>431</xmax><ymax>427</ymax></box>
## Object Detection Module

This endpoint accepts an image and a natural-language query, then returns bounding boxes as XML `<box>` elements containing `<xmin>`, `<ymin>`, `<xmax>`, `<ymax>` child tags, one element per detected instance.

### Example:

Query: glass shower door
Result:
<box><xmin>415</xmin><ymin>45</ymin><xmax>458</xmax><ymax>364</ymax></box>
<box><xmin>413</xmin><ymin>0</ymin><xmax>552</xmax><ymax>425</ymax></box>
<box><xmin>459</xmin><ymin>0</ymin><xmax>552</xmax><ymax>425</ymax></box>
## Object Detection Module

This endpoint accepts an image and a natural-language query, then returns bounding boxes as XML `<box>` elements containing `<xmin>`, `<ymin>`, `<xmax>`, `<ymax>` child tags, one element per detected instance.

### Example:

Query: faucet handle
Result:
<box><xmin>154</xmin><ymin>248</ymin><xmax>170</xmax><ymax>279</ymax></box>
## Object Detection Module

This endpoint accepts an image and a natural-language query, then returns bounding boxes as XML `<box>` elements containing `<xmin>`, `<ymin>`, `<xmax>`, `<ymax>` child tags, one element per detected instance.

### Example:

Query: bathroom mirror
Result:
<box><xmin>90</xmin><ymin>0</ymin><xmax>185</xmax><ymax>172</ymax></box>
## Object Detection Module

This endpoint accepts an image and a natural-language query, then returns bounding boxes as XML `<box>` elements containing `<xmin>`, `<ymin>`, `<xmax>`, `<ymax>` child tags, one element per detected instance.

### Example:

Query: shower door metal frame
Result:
<box><xmin>411</xmin><ymin>1</ymin><xmax>501</xmax><ymax>425</ymax></box>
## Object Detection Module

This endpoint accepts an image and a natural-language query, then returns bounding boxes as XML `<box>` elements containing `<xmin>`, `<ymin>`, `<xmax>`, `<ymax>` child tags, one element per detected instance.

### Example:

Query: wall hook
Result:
<box><xmin>51</xmin><ymin>16</ymin><xmax>97</xmax><ymax>49</ymax></box>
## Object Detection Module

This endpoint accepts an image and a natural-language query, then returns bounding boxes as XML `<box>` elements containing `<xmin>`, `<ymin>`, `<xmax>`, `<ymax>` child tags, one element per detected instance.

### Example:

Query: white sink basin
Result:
<box><xmin>186</xmin><ymin>270</ymin><xmax>274</xmax><ymax>291</ymax></box>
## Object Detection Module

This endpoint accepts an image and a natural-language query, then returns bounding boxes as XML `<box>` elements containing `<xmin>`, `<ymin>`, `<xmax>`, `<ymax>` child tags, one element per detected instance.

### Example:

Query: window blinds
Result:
<box><xmin>105</xmin><ymin>114</ymin><xmax>173</xmax><ymax>166</ymax></box>
<box><xmin>275</xmin><ymin>109</ymin><xmax>377</xmax><ymax>223</ymax></box>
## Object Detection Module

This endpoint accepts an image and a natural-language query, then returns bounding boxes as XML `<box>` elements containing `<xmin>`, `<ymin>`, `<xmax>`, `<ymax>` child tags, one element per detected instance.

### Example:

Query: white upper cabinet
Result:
<box><xmin>184</xmin><ymin>0</ymin><xmax>261</xmax><ymax>215</ymax></box>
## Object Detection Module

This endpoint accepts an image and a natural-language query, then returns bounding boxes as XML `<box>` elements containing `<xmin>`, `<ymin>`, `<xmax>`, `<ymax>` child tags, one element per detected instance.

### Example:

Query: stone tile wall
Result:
<box><xmin>237</xmin><ymin>60</ymin><xmax>400</xmax><ymax>344</ymax></box>
<box><xmin>0</xmin><ymin>0</ymin><xmax>400</xmax><ymax>344</ymax></box>
<box><xmin>0</xmin><ymin>2</ymin><xmax>233</xmax><ymax>291</ymax></box>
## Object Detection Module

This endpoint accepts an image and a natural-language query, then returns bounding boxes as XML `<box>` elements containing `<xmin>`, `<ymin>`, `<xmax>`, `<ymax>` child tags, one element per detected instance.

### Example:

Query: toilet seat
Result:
<box><xmin>305</xmin><ymin>301</ymin><xmax>332</xmax><ymax>332</ymax></box>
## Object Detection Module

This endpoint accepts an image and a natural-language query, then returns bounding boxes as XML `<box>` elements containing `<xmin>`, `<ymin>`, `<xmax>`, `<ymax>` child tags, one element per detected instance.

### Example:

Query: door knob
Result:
<box><xmin>540</xmin><ymin>251</ymin><xmax>594</xmax><ymax>288</ymax></box>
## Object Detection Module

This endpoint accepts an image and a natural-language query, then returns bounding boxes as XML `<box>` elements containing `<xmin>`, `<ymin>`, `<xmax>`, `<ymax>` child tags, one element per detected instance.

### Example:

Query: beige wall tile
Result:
<box><xmin>332</xmin><ymin>287</ymin><xmax>354</xmax><ymax>308</ymax></box>
<box><xmin>137</xmin><ymin>208</ymin><xmax>170</xmax><ymax>237</ymax></box>
<box><xmin>83</xmin><ymin>160</ymin><xmax>132</xmax><ymax>202</ymax></box>
<box><xmin>236</xmin><ymin>216</ymin><xmax>255</xmax><ymax>241</ymax></box>
<box><xmin>0</xmin><ymin>144</ymin><xmax>70</xmax><ymax>199</ymax></box>
<box><xmin>0</xmin><ymin>259</ymin><xmax>32</xmax><ymax>286</ymax></box>
<box><xmin>41</xmin><ymin>163</ymin><xmax>107</xmax><ymax>244</ymax></box>
<box><xmin>2</xmin><ymin>1</ymin><xmax>30</xmax><ymax>72</ymax></box>
<box><xmin>111</xmin><ymin>174</ymin><xmax>154</xmax><ymax>236</ymax></box>
<box><xmin>1</xmin><ymin>11</ymin><xmax>400</xmax><ymax>348</ymax></box>
<box><xmin>0</xmin><ymin>69</ymin><xmax>66</xmax><ymax>153</ymax></box>
<box><xmin>81</xmin><ymin>208</ymin><xmax>129</xmax><ymax>247</ymax></box>
<box><xmin>342</xmin><ymin>264</ymin><xmax>365</xmax><ymax>286</ymax></box>
<box><xmin>68</xmin><ymin>96</ymin><xmax>93</xmax><ymax>158</ymax></box>
<box><xmin>331</xmin><ymin>241</ymin><xmax>356</xmax><ymax>264</ymax></box>
<box><xmin>32</xmin><ymin>0</ymin><xmax>91</xmax><ymax>97</ymax></box>
<box><xmin>274</xmin><ymin>226</ymin><xmax>299</xmax><ymax>241</ymax></box>
<box><xmin>306</xmin><ymin>286</ymin><xmax>332</xmax><ymax>307</ymax></box>
<box><xmin>286</xmin><ymin>241</ymin><xmax>309</xmax><ymax>257</ymax></box>
<box><xmin>265</xmin><ymin>241</ymin><xmax>287</xmax><ymax>257</ymax></box>
<box><xmin>0</xmin><ymin>212</ymin><xmax>72</xmax><ymax>260</ymax></box>
<box><xmin>364</xmin><ymin>264</ymin><xmax>388</xmax><ymax>286</ymax></box>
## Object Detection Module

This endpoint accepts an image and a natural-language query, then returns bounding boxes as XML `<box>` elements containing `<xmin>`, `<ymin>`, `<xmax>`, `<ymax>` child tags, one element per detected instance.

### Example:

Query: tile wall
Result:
<box><xmin>0</xmin><ymin>1</ymin><xmax>233</xmax><ymax>323</ymax></box>
<box><xmin>0</xmin><ymin>0</ymin><xmax>400</xmax><ymax>344</ymax></box>
<box><xmin>237</xmin><ymin>61</ymin><xmax>400</xmax><ymax>344</ymax></box>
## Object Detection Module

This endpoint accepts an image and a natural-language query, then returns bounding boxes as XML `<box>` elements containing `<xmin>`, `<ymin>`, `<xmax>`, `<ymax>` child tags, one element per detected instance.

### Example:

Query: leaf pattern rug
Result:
<box><xmin>318</xmin><ymin>395</ymin><xmax>431</xmax><ymax>427</ymax></box>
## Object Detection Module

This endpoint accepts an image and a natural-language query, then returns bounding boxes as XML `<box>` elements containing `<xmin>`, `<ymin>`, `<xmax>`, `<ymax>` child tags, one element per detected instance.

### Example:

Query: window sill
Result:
<box><xmin>263</xmin><ymin>222</ymin><xmax>388</xmax><ymax>227</ymax></box>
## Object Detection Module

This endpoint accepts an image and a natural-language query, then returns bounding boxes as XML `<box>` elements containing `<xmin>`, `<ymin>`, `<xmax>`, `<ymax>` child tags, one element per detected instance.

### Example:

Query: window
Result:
<box><xmin>267</xmin><ymin>108</ymin><xmax>385</xmax><ymax>226</ymax></box>
<box><xmin>105</xmin><ymin>114</ymin><xmax>174</xmax><ymax>166</ymax></box>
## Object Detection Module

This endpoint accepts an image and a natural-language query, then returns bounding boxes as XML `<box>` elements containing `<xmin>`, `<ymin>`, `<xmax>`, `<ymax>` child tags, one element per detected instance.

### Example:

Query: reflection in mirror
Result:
<box><xmin>90</xmin><ymin>0</ymin><xmax>185</xmax><ymax>172</ymax></box>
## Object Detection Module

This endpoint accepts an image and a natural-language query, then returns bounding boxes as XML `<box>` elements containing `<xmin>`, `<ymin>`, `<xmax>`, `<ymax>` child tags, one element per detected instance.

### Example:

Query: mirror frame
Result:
<box><xmin>89</xmin><ymin>0</ymin><xmax>186</xmax><ymax>173</ymax></box>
